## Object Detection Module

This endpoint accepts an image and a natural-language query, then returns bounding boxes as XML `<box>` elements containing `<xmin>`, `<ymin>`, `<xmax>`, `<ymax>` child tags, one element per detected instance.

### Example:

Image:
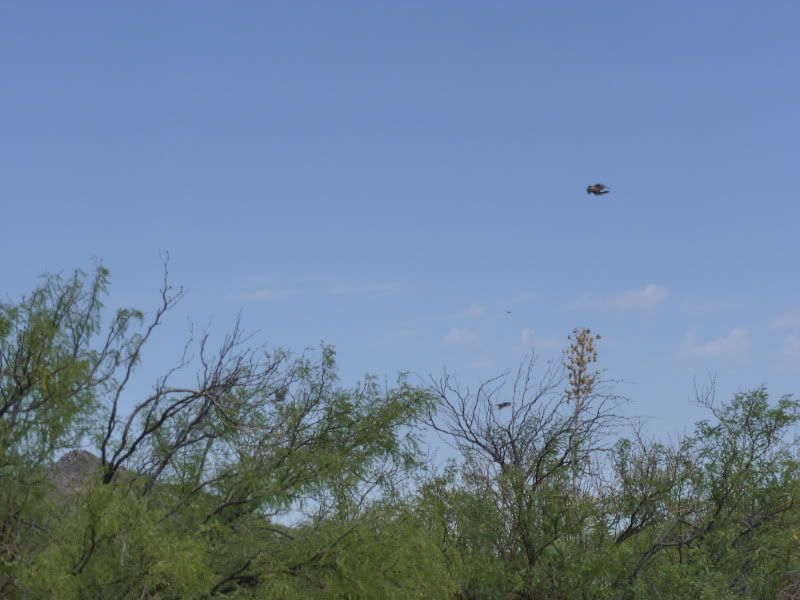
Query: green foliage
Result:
<box><xmin>424</xmin><ymin>360</ymin><xmax>800</xmax><ymax>599</ymax></box>
<box><xmin>17</xmin><ymin>480</ymin><xmax>215</xmax><ymax>599</ymax></box>
<box><xmin>1</xmin><ymin>266</ymin><xmax>451</xmax><ymax>598</ymax></box>
<box><xmin>2</xmin><ymin>267</ymin><xmax>799</xmax><ymax>599</ymax></box>
<box><xmin>0</xmin><ymin>267</ymin><xmax>111</xmax><ymax>463</ymax></box>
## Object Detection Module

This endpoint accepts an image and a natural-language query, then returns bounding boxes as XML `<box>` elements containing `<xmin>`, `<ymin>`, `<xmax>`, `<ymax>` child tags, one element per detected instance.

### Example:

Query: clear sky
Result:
<box><xmin>2</xmin><ymin>2</ymin><xmax>799</xmax><ymax>437</ymax></box>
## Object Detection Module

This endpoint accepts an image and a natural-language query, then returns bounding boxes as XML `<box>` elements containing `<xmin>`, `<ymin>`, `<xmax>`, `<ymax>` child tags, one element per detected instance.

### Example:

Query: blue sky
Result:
<box><xmin>2</xmin><ymin>2</ymin><xmax>799</xmax><ymax>437</ymax></box>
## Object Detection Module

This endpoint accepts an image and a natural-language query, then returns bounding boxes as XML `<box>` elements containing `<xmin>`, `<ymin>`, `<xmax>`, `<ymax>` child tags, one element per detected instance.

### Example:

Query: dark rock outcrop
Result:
<box><xmin>47</xmin><ymin>449</ymin><xmax>101</xmax><ymax>493</ymax></box>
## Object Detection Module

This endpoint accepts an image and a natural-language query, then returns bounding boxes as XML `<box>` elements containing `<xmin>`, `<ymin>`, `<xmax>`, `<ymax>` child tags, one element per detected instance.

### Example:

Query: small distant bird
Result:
<box><xmin>273</xmin><ymin>387</ymin><xmax>288</xmax><ymax>403</ymax></box>
<box><xmin>496</xmin><ymin>402</ymin><xmax>511</xmax><ymax>410</ymax></box>
<box><xmin>505</xmin><ymin>310</ymin><xmax>512</xmax><ymax>315</ymax></box>
<box><xmin>586</xmin><ymin>183</ymin><xmax>610</xmax><ymax>196</ymax></box>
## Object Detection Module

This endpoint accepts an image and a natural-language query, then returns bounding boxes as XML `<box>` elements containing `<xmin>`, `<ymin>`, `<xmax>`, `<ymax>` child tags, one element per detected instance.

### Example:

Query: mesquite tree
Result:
<box><xmin>0</xmin><ymin>265</ymin><xmax>448</xmax><ymax>599</ymax></box>
<box><xmin>425</xmin><ymin>328</ymin><xmax>624</xmax><ymax>598</ymax></box>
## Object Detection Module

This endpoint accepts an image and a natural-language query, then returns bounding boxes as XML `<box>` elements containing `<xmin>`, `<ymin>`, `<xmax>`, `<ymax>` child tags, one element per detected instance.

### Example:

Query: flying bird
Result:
<box><xmin>496</xmin><ymin>402</ymin><xmax>511</xmax><ymax>410</ymax></box>
<box><xmin>586</xmin><ymin>183</ymin><xmax>610</xmax><ymax>196</ymax></box>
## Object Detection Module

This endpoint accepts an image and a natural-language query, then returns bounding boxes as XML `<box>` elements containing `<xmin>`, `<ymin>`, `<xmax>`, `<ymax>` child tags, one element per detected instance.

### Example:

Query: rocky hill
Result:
<box><xmin>47</xmin><ymin>449</ymin><xmax>102</xmax><ymax>493</ymax></box>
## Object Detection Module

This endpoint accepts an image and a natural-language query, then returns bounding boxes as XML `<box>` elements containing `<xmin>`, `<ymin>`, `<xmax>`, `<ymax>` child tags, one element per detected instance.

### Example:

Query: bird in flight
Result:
<box><xmin>496</xmin><ymin>402</ymin><xmax>512</xmax><ymax>410</ymax></box>
<box><xmin>586</xmin><ymin>183</ymin><xmax>610</xmax><ymax>196</ymax></box>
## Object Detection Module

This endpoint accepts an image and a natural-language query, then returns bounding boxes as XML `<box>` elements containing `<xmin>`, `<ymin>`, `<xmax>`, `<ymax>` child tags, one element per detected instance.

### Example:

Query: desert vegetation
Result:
<box><xmin>1</xmin><ymin>266</ymin><xmax>798</xmax><ymax>599</ymax></box>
